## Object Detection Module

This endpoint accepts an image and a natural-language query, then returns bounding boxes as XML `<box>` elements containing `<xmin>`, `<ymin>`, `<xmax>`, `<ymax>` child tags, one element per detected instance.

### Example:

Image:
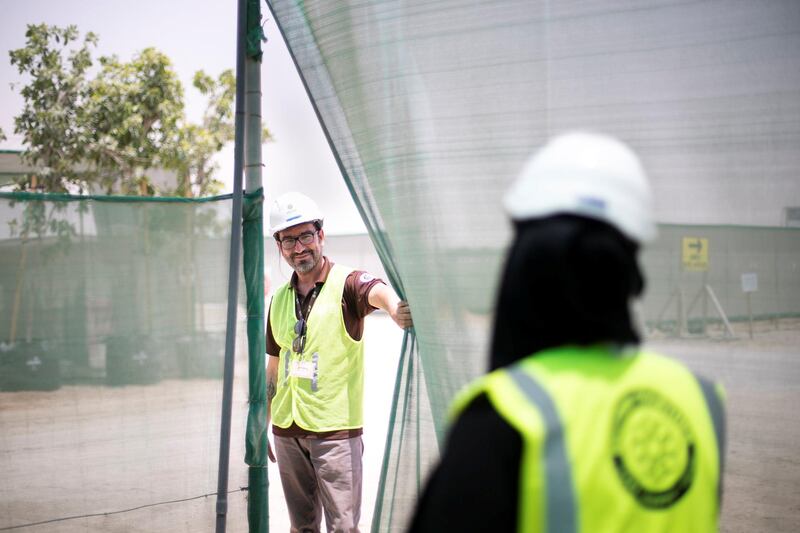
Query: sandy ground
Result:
<box><xmin>645</xmin><ymin>318</ymin><xmax>800</xmax><ymax>533</ymax></box>
<box><xmin>1</xmin><ymin>315</ymin><xmax>798</xmax><ymax>532</ymax></box>
<box><xmin>0</xmin><ymin>313</ymin><xmax>403</xmax><ymax>533</ymax></box>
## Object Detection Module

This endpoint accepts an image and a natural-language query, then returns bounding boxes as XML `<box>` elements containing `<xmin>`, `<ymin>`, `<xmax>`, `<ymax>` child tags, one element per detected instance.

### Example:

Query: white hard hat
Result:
<box><xmin>504</xmin><ymin>132</ymin><xmax>656</xmax><ymax>243</ymax></box>
<box><xmin>269</xmin><ymin>192</ymin><xmax>324</xmax><ymax>236</ymax></box>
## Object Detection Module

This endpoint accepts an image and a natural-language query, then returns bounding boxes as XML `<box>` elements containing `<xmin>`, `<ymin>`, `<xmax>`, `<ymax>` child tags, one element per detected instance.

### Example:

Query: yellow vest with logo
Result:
<box><xmin>269</xmin><ymin>264</ymin><xmax>364</xmax><ymax>432</ymax></box>
<box><xmin>451</xmin><ymin>345</ymin><xmax>726</xmax><ymax>533</ymax></box>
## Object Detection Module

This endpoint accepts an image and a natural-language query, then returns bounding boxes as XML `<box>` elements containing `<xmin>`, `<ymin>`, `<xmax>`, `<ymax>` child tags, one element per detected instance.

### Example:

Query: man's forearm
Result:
<box><xmin>368</xmin><ymin>283</ymin><xmax>413</xmax><ymax>328</ymax></box>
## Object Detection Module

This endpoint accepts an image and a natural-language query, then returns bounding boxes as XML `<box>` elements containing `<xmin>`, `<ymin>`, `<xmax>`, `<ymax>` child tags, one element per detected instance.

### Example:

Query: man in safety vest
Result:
<box><xmin>409</xmin><ymin>132</ymin><xmax>726</xmax><ymax>532</ymax></box>
<box><xmin>266</xmin><ymin>192</ymin><xmax>412</xmax><ymax>533</ymax></box>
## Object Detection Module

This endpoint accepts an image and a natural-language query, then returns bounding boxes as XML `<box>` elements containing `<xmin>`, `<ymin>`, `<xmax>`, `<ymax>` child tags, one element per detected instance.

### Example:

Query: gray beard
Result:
<box><xmin>292</xmin><ymin>252</ymin><xmax>319</xmax><ymax>274</ymax></box>
<box><xmin>295</xmin><ymin>260</ymin><xmax>314</xmax><ymax>274</ymax></box>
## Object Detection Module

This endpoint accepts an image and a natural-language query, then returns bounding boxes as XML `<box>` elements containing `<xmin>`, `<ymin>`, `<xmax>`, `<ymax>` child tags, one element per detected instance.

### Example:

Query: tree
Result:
<box><xmin>171</xmin><ymin>70</ymin><xmax>234</xmax><ymax>197</ymax></box>
<box><xmin>8</xmin><ymin>24</ymin><xmax>97</xmax><ymax>193</ymax></box>
<box><xmin>86</xmin><ymin>48</ymin><xmax>185</xmax><ymax>195</ymax></box>
<box><xmin>8</xmin><ymin>23</ymin><xmax>265</xmax><ymax>198</ymax></box>
<box><xmin>170</xmin><ymin>70</ymin><xmax>271</xmax><ymax>197</ymax></box>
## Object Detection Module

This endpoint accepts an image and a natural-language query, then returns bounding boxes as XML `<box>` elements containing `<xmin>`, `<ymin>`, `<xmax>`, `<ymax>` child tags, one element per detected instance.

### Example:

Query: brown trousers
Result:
<box><xmin>274</xmin><ymin>435</ymin><xmax>364</xmax><ymax>533</ymax></box>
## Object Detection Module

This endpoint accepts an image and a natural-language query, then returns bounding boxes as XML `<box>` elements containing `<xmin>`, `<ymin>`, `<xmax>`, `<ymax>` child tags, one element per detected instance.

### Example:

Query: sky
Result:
<box><xmin>0</xmin><ymin>0</ymin><xmax>366</xmax><ymax>235</ymax></box>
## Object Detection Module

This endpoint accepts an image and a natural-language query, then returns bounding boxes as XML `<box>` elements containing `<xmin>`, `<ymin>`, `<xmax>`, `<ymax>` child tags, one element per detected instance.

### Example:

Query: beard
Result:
<box><xmin>290</xmin><ymin>248</ymin><xmax>321</xmax><ymax>274</ymax></box>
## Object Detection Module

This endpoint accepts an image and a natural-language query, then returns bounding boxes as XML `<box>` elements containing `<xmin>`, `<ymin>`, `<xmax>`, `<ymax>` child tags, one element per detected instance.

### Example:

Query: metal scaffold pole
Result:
<box><xmin>242</xmin><ymin>0</ymin><xmax>268</xmax><ymax>531</ymax></box>
<box><xmin>215</xmin><ymin>0</ymin><xmax>248</xmax><ymax>530</ymax></box>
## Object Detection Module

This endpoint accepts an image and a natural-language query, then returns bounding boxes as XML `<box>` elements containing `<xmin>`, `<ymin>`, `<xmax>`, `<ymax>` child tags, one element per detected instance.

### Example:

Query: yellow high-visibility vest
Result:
<box><xmin>451</xmin><ymin>345</ymin><xmax>726</xmax><ymax>533</ymax></box>
<box><xmin>270</xmin><ymin>264</ymin><xmax>365</xmax><ymax>432</ymax></box>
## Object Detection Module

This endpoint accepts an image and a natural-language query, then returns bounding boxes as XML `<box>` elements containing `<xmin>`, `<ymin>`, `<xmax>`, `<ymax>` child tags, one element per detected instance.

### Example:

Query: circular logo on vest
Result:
<box><xmin>611</xmin><ymin>389</ymin><xmax>696</xmax><ymax>509</ymax></box>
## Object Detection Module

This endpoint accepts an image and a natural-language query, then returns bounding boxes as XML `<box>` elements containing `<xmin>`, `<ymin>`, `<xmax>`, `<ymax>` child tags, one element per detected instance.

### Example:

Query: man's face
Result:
<box><xmin>276</xmin><ymin>222</ymin><xmax>324</xmax><ymax>274</ymax></box>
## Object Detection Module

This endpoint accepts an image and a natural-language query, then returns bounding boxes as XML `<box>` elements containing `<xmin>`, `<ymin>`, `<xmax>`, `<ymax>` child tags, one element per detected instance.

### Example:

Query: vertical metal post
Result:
<box><xmin>243</xmin><ymin>0</ymin><xmax>269</xmax><ymax>530</ymax></box>
<box><xmin>215</xmin><ymin>0</ymin><xmax>248</xmax><ymax>530</ymax></box>
<box><xmin>701</xmin><ymin>270</ymin><xmax>708</xmax><ymax>335</ymax></box>
<box><xmin>245</xmin><ymin>41</ymin><xmax>263</xmax><ymax>194</ymax></box>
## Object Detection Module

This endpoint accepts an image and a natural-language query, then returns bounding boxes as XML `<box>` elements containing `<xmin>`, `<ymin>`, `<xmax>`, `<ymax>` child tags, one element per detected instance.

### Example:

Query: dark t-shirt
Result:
<box><xmin>266</xmin><ymin>257</ymin><xmax>384</xmax><ymax>439</ymax></box>
<box><xmin>408</xmin><ymin>394</ymin><xmax>521</xmax><ymax>532</ymax></box>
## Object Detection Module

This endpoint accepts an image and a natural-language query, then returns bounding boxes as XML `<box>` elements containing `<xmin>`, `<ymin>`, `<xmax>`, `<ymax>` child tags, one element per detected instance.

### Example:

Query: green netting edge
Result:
<box><xmin>657</xmin><ymin>222</ymin><xmax>800</xmax><ymax>232</ymax></box>
<box><xmin>264</xmin><ymin>2</ymin><xmax>406</xmax><ymax>296</ymax></box>
<box><xmin>371</xmin><ymin>331</ymin><xmax>416</xmax><ymax>532</ymax></box>
<box><xmin>3</xmin><ymin>192</ymin><xmax>798</xmax><ymax>235</ymax></box>
<box><xmin>265</xmin><ymin>4</ymin><xmax>418</xmax><ymax>531</ymax></box>
<box><xmin>2</xmin><ymin>187</ymin><xmax>269</xmax><ymax>528</ymax></box>
<box><xmin>247</xmin><ymin>0</ymin><xmax>266</xmax><ymax>60</ymax></box>
<box><xmin>243</xmin><ymin>188</ymin><xmax>268</xmax><ymax>532</ymax></box>
<box><xmin>0</xmin><ymin>190</ymin><xmax>264</xmax><ymax>203</ymax></box>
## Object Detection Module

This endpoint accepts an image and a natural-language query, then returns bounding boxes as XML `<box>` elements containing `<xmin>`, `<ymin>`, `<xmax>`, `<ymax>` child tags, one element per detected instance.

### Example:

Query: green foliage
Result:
<box><xmin>169</xmin><ymin>69</ymin><xmax>235</xmax><ymax>197</ymax></box>
<box><xmin>6</xmin><ymin>200</ymin><xmax>78</xmax><ymax>256</ymax></box>
<box><xmin>169</xmin><ymin>69</ymin><xmax>272</xmax><ymax>197</ymax></box>
<box><xmin>7</xmin><ymin>23</ymin><xmax>269</xmax><ymax>199</ymax></box>
<box><xmin>9</xmin><ymin>24</ymin><xmax>98</xmax><ymax>193</ymax></box>
<box><xmin>86</xmin><ymin>48</ymin><xmax>185</xmax><ymax>195</ymax></box>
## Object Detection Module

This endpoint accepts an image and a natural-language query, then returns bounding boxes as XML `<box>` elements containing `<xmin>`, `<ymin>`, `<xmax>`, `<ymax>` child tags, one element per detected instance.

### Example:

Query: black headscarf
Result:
<box><xmin>489</xmin><ymin>214</ymin><xmax>644</xmax><ymax>371</ymax></box>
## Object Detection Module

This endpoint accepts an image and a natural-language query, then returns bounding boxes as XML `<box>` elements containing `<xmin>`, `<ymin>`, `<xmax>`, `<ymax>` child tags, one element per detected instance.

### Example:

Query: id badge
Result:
<box><xmin>289</xmin><ymin>360</ymin><xmax>315</xmax><ymax>379</ymax></box>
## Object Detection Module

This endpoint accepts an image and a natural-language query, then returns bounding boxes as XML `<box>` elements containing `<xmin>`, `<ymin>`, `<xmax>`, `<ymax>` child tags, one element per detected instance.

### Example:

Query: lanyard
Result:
<box><xmin>294</xmin><ymin>285</ymin><xmax>321</xmax><ymax>323</ymax></box>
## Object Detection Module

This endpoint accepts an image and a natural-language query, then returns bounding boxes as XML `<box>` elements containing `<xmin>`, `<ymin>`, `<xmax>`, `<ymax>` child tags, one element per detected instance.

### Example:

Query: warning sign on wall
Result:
<box><xmin>741</xmin><ymin>272</ymin><xmax>758</xmax><ymax>292</ymax></box>
<box><xmin>682</xmin><ymin>237</ymin><xmax>709</xmax><ymax>272</ymax></box>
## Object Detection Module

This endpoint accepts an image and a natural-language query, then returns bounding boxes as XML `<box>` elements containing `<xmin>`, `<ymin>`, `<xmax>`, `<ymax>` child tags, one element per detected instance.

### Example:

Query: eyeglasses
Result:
<box><xmin>292</xmin><ymin>318</ymin><xmax>307</xmax><ymax>353</ymax></box>
<box><xmin>277</xmin><ymin>231</ymin><xmax>317</xmax><ymax>250</ymax></box>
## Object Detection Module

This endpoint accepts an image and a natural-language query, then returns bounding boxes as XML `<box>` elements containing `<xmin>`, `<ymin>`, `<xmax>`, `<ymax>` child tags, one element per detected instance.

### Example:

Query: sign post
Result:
<box><xmin>742</xmin><ymin>272</ymin><xmax>758</xmax><ymax>339</ymax></box>
<box><xmin>682</xmin><ymin>237</ymin><xmax>709</xmax><ymax>333</ymax></box>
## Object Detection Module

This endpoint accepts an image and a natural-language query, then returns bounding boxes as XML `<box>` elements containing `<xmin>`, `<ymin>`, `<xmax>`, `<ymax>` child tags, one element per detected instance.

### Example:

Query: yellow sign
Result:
<box><xmin>682</xmin><ymin>237</ymin><xmax>709</xmax><ymax>272</ymax></box>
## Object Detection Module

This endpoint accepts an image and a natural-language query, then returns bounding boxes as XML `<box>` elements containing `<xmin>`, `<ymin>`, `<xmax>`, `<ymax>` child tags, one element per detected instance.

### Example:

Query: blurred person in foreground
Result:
<box><xmin>409</xmin><ymin>132</ymin><xmax>726</xmax><ymax>533</ymax></box>
<box><xmin>266</xmin><ymin>192</ymin><xmax>412</xmax><ymax>533</ymax></box>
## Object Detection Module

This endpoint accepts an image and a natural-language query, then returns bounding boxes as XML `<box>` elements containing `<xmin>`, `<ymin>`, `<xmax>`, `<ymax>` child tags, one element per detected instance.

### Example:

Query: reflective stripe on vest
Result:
<box><xmin>508</xmin><ymin>367</ymin><xmax>577</xmax><ymax>533</ymax></box>
<box><xmin>696</xmin><ymin>375</ymin><xmax>726</xmax><ymax>502</ymax></box>
<box><xmin>269</xmin><ymin>264</ymin><xmax>364</xmax><ymax>431</ymax></box>
<box><xmin>507</xmin><ymin>364</ymin><xmax>725</xmax><ymax>532</ymax></box>
<box><xmin>451</xmin><ymin>346</ymin><xmax>725</xmax><ymax>533</ymax></box>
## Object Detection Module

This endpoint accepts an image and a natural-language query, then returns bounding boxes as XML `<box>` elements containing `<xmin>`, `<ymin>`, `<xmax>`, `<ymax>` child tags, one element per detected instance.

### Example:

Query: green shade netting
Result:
<box><xmin>242</xmin><ymin>191</ymin><xmax>269</xmax><ymax>532</ymax></box>
<box><xmin>0</xmin><ymin>192</ymin><xmax>254</xmax><ymax>531</ymax></box>
<box><xmin>266</xmin><ymin>1</ymin><xmax>800</xmax><ymax>531</ymax></box>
